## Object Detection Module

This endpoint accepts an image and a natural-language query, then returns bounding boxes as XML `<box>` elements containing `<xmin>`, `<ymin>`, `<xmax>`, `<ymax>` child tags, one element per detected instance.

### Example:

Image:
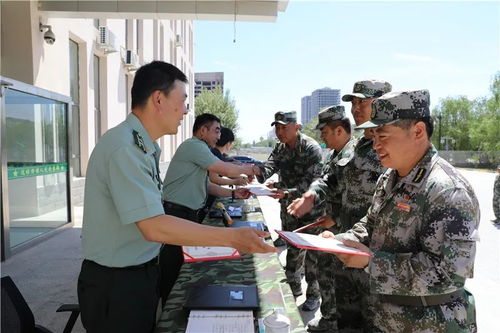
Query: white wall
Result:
<box><xmin>15</xmin><ymin>6</ymin><xmax>196</xmax><ymax>175</ymax></box>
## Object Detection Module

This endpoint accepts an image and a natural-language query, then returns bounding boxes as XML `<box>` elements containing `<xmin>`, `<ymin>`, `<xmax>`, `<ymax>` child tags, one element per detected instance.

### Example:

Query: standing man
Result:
<box><xmin>160</xmin><ymin>113</ymin><xmax>257</xmax><ymax>304</ymax></box>
<box><xmin>254</xmin><ymin>111</ymin><xmax>324</xmax><ymax>307</ymax></box>
<box><xmin>493</xmin><ymin>165</ymin><xmax>500</xmax><ymax>224</ymax></box>
<box><xmin>330</xmin><ymin>90</ymin><xmax>479</xmax><ymax>332</ymax></box>
<box><xmin>305</xmin><ymin>105</ymin><xmax>351</xmax><ymax>328</ymax></box>
<box><xmin>78</xmin><ymin>61</ymin><xmax>275</xmax><ymax>333</ymax></box>
<box><xmin>288</xmin><ymin>80</ymin><xmax>392</xmax><ymax>332</ymax></box>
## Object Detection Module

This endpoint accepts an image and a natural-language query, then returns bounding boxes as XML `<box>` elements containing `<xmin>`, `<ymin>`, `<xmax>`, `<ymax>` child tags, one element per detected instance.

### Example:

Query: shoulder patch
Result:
<box><xmin>412</xmin><ymin>168</ymin><xmax>426</xmax><ymax>183</ymax></box>
<box><xmin>133</xmin><ymin>130</ymin><xmax>147</xmax><ymax>153</ymax></box>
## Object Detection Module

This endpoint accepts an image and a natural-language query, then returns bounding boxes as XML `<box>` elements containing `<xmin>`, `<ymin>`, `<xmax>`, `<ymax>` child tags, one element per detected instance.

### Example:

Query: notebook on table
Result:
<box><xmin>184</xmin><ymin>285</ymin><xmax>260</xmax><ymax>311</ymax></box>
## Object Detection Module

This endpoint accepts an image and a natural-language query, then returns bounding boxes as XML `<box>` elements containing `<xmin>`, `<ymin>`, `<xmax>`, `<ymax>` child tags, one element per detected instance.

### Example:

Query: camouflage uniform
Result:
<box><xmin>257</xmin><ymin>113</ymin><xmax>324</xmax><ymax>299</ymax></box>
<box><xmin>343</xmin><ymin>90</ymin><xmax>480</xmax><ymax>332</ymax></box>
<box><xmin>493</xmin><ymin>166</ymin><xmax>500</xmax><ymax>223</ymax></box>
<box><xmin>308</xmin><ymin>81</ymin><xmax>391</xmax><ymax>332</ymax></box>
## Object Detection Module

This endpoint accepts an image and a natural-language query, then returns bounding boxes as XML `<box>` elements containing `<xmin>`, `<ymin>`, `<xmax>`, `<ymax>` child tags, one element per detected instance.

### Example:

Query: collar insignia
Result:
<box><xmin>412</xmin><ymin>168</ymin><xmax>426</xmax><ymax>183</ymax></box>
<box><xmin>133</xmin><ymin>130</ymin><xmax>147</xmax><ymax>153</ymax></box>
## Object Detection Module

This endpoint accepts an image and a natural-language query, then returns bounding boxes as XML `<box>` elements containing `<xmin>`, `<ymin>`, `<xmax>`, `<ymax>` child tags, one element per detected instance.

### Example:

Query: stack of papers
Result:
<box><xmin>186</xmin><ymin>310</ymin><xmax>254</xmax><ymax>333</ymax></box>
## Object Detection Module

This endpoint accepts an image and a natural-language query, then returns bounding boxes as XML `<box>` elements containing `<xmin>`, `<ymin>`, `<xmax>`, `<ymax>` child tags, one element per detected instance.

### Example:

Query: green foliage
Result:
<box><xmin>195</xmin><ymin>87</ymin><xmax>239</xmax><ymax>132</ymax></box>
<box><xmin>432</xmin><ymin>71</ymin><xmax>500</xmax><ymax>164</ymax></box>
<box><xmin>301</xmin><ymin>116</ymin><xmax>321</xmax><ymax>143</ymax></box>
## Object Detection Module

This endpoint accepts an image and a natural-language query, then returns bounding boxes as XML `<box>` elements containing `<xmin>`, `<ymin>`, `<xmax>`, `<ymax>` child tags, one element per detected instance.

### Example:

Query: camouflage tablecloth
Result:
<box><xmin>156</xmin><ymin>196</ymin><xmax>306</xmax><ymax>332</ymax></box>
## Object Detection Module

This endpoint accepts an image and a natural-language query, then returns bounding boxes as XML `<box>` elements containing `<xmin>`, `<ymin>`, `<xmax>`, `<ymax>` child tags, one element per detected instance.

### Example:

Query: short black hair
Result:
<box><xmin>393</xmin><ymin>117</ymin><xmax>434</xmax><ymax>139</ymax></box>
<box><xmin>131</xmin><ymin>61</ymin><xmax>187</xmax><ymax>109</ymax></box>
<box><xmin>216</xmin><ymin>127</ymin><xmax>235</xmax><ymax>147</ymax></box>
<box><xmin>326</xmin><ymin>117</ymin><xmax>352</xmax><ymax>134</ymax></box>
<box><xmin>193</xmin><ymin>113</ymin><xmax>221</xmax><ymax>134</ymax></box>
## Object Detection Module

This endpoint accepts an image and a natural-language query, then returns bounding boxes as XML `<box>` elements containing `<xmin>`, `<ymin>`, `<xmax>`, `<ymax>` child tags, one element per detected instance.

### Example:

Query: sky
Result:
<box><xmin>194</xmin><ymin>1</ymin><xmax>499</xmax><ymax>144</ymax></box>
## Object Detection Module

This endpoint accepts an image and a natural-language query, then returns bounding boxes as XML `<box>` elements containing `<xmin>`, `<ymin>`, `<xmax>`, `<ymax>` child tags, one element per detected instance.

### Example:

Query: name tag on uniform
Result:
<box><xmin>396</xmin><ymin>202</ymin><xmax>411</xmax><ymax>212</ymax></box>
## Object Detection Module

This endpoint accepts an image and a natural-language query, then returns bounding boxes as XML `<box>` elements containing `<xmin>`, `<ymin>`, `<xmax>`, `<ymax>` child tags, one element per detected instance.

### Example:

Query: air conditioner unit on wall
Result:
<box><xmin>121</xmin><ymin>48</ymin><xmax>139</xmax><ymax>72</ymax></box>
<box><xmin>97</xmin><ymin>26</ymin><xmax>117</xmax><ymax>54</ymax></box>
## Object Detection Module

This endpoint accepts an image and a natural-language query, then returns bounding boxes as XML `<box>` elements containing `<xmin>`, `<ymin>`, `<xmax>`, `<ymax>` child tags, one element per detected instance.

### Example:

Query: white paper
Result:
<box><xmin>183</xmin><ymin>246</ymin><xmax>240</xmax><ymax>262</ymax></box>
<box><xmin>244</xmin><ymin>185</ymin><xmax>274</xmax><ymax>196</ymax></box>
<box><xmin>186</xmin><ymin>310</ymin><xmax>254</xmax><ymax>333</ymax></box>
<box><xmin>277</xmin><ymin>230</ymin><xmax>372</xmax><ymax>257</ymax></box>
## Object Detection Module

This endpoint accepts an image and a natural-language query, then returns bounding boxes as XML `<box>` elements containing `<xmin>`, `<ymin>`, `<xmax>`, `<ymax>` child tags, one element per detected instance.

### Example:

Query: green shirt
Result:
<box><xmin>81</xmin><ymin>113</ymin><xmax>164</xmax><ymax>267</ymax></box>
<box><xmin>162</xmin><ymin>137</ymin><xmax>220</xmax><ymax>210</ymax></box>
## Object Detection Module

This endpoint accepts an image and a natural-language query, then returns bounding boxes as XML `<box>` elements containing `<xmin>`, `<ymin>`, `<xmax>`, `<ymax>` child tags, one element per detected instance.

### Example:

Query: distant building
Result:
<box><xmin>301</xmin><ymin>96</ymin><xmax>311</xmax><ymax>125</ymax></box>
<box><xmin>195</xmin><ymin>72</ymin><xmax>224</xmax><ymax>97</ymax></box>
<box><xmin>301</xmin><ymin>87</ymin><xmax>341</xmax><ymax>125</ymax></box>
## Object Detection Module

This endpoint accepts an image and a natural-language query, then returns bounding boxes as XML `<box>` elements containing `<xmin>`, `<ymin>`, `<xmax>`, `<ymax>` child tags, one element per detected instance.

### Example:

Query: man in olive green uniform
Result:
<box><xmin>288</xmin><ymin>80</ymin><xmax>391</xmax><ymax>332</ymax></box>
<box><xmin>160</xmin><ymin>113</ymin><xmax>255</xmax><ymax>304</ymax></box>
<box><xmin>78</xmin><ymin>61</ymin><xmax>274</xmax><ymax>333</ymax></box>
<box><xmin>254</xmin><ymin>111</ymin><xmax>324</xmax><ymax>307</ymax></box>
<box><xmin>331</xmin><ymin>90</ymin><xmax>479</xmax><ymax>332</ymax></box>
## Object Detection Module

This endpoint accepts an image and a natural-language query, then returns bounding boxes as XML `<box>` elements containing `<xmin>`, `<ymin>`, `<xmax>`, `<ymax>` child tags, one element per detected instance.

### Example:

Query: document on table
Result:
<box><xmin>244</xmin><ymin>185</ymin><xmax>274</xmax><ymax>196</ymax></box>
<box><xmin>185</xmin><ymin>310</ymin><xmax>254</xmax><ymax>333</ymax></box>
<box><xmin>275</xmin><ymin>230</ymin><xmax>373</xmax><ymax>257</ymax></box>
<box><xmin>183</xmin><ymin>246</ymin><xmax>241</xmax><ymax>263</ymax></box>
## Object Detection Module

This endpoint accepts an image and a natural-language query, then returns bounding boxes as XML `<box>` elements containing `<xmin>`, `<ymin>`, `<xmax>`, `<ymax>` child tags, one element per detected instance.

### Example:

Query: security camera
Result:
<box><xmin>40</xmin><ymin>23</ymin><xmax>56</xmax><ymax>45</ymax></box>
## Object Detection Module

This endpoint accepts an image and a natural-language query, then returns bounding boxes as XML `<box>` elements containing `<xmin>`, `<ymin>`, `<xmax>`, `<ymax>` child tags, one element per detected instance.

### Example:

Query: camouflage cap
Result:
<box><xmin>315</xmin><ymin>105</ymin><xmax>346</xmax><ymax>130</ymax></box>
<box><xmin>342</xmin><ymin>80</ymin><xmax>392</xmax><ymax>102</ymax></box>
<box><xmin>271</xmin><ymin>111</ymin><xmax>297</xmax><ymax>126</ymax></box>
<box><xmin>356</xmin><ymin>89</ymin><xmax>431</xmax><ymax>129</ymax></box>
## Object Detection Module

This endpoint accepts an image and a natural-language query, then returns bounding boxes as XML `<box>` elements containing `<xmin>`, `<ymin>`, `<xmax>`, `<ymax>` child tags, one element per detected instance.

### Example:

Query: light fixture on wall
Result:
<box><xmin>39</xmin><ymin>22</ymin><xmax>56</xmax><ymax>45</ymax></box>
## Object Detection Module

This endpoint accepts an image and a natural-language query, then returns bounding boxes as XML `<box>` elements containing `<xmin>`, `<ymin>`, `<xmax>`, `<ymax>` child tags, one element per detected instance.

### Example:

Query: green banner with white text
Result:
<box><xmin>8</xmin><ymin>163</ymin><xmax>68</xmax><ymax>180</ymax></box>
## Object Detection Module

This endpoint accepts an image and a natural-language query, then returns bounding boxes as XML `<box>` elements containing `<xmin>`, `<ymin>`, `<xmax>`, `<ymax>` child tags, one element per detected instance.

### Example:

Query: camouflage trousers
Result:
<box><xmin>493</xmin><ymin>173</ymin><xmax>500</xmax><ymax>220</ymax></box>
<box><xmin>334</xmin><ymin>266</ymin><xmax>373</xmax><ymax>332</ymax></box>
<box><xmin>280</xmin><ymin>210</ymin><xmax>320</xmax><ymax>299</ymax></box>
<box><xmin>371</xmin><ymin>289</ymin><xmax>477</xmax><ymax>333</ymax></box>
<box><xmin>307</xmin><ymin>248</ymin><xmax>343</xmax><ymax>330</ymax></box>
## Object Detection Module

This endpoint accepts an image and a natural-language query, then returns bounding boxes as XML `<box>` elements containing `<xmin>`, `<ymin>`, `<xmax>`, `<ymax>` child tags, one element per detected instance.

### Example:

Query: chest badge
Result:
<box><xmin>133</xmin><ymin>130</ymin><xmax>147</xmax><ymax>153</ymax></box>
<box><xmin>396</xmin><ymin>202</ymin><xmax>411</xmax><ymax>212</ymax></box>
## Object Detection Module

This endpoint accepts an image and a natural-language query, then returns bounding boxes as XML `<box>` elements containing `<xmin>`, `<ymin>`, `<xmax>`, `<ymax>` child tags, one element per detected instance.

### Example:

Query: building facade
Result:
<box><xmin>301</xmin><ymin>87</ymin><xmax>341</xmax><ymax>125</ymax></box>
<box><xmin>194</xmin><ymin>72</ymin><xmax>224</xmax><ymax>97</ymax></box>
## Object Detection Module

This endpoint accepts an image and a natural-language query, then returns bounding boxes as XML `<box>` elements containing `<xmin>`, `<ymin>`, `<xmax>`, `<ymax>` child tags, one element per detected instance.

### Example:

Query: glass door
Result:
<box><xmin>1</xmin><ymin>80</ymin><xmax>72</xmax><ymax>254</ymax></box>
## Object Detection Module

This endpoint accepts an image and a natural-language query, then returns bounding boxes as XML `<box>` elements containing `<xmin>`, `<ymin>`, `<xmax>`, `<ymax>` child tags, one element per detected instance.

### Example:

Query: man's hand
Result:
<box><xmin>317</xmin><ymin>215</ymin><xmax>336</xmax><ymax>229</ymax></box>
<box><xmin>234</xmin><ymin>175</ymin><xmax>249</xmax><ymax>186</ymax></box>
<box><xmin>264</xmin><ymin>180</ymin><xmax>275</xmax><ymax>189</ymax></box>
<box><xmin>234</xmin><ymin>188</ymin><xmax>252</xmax><ymax>199</ymax></box>
<box><xmin>229</xmin><ymin>228</ymin><xmax>277</xmax><ymax>254</ymax></box>
<box><xmin>268</xmin><ymin>189</ymin><xmax>287</xmax><ymax>199</ymax></box>
<box><xmin>287</xmin><ymin>191</ymin><xmax>316</xmax><ymax>217</ymax></box>
<box><xmin>334</xmin><ymin>240</ymin><xmax>371</xmax><ymax>269</ymax></box>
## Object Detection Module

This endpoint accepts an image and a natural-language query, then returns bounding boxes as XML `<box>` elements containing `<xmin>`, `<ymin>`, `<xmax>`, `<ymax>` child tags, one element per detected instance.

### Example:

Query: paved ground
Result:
<box><xmin>1</xmin><ymin>169</ymin><xmax>498</xmax><ymax>332</ymax></box>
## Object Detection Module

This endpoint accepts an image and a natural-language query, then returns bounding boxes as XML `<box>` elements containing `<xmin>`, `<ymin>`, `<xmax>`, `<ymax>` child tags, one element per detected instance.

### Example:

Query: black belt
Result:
<box><xmin>163</xmin><ymin>201</ymin><xmax>201</xmax><ymax>215</ymax></box>
<box><xmin>85</xmin><ymin>257</ymin><xmax>158</xmax><ymax>271</ymax></box>
<box><xmin>380</xmin><ymin>289</ymin><xmax>464</xmax><ymax>306</ymax></box>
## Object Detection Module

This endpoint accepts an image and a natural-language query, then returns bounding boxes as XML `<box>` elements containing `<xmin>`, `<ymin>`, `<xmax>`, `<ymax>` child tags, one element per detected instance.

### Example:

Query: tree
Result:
<box><xmin>195</xmin><ymin>86</ymin><xmax>239</xmax><ymax>132</ymax></box>
<box><xmin>469</xmin><ymin>72</ymin><xmax>500</xmax><ymax>163</ymax></box>
<box><xmin>432</xmin><ymin>71</ymin><xmax>499</xmax><ymax>164</ymax></box>
<box><xmin>301</xmin><ymin>116</ymin><xmax>321</xmax><ymax>143</ymax></box>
